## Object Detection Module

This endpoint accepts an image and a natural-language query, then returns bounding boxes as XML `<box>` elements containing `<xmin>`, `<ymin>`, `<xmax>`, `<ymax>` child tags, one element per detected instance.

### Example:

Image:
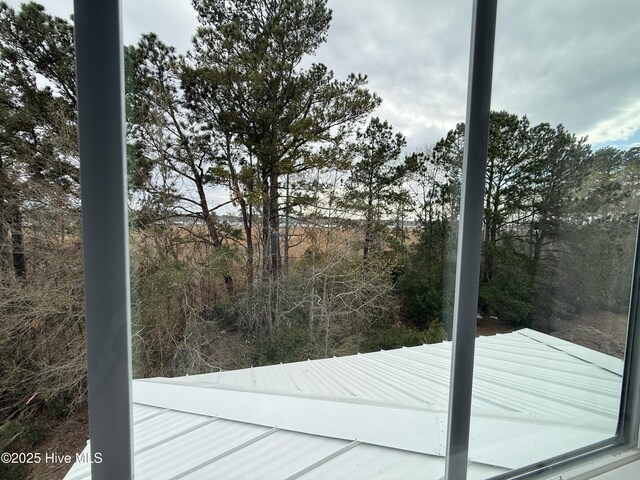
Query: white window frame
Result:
<box><xmin>74</xmin><ymin>1</ymin><xmax>134</xmax><ymax>479</ymax></box>
<box><xmin>72</xmin><ymin>1</ymin><xmax>640</xmax><ymax>479</ymax></box>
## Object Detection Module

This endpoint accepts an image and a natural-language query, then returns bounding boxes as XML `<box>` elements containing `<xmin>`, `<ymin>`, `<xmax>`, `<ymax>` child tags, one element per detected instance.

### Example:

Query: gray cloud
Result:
<box><xmin>120</xmin><ymin>0</ymin><xmax>197</xmax><ymax>52</ymax></box>
<box><xmin>3</xmin><ymin>0</ymin><xmax>198</xmax><ymax>51</ymax></box>
<box><xmin>313</xmin><ymin>0</ymin><xmax>472</xmax><ymax>152</ymax></box>
<box><xmin>491</xmin><ymin>0</ymin><xmax>640</xmax><ymax>146</ymax></box>
<box><xmin>7</xmin><ymin>0</ymin><xmax>639</xmax><ymax>150</ymax></box>
<box><xmin>317</xmin><ymin>0</ymin><xmax>640</xmax><ymax>150</ymax></box>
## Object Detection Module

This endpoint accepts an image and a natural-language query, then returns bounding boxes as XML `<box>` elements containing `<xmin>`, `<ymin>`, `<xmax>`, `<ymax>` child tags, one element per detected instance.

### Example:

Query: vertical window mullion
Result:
<box><xmin>618</xmin><ymin>216</ymin><xmax>640</xmax><ymax>447</ymax></box>
<box><xmin>444</xmin><ymin>1</ymin><xmax>498</xmax><ymax>479</ymax></box>
<box><xmin>73</xmin><ymin>1</ymin><xmax>134</xmax><ymax>479</ymax></box>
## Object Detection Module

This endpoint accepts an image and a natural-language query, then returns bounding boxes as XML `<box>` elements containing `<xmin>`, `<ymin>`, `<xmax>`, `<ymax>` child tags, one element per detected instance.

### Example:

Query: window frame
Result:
<box><xmin>447</xmin><ymin>0</ymin><xmax>640</xmax><ymax>478</ymax></box>
<box><xmin>74</xmin><ymin>0</ymin><xmax>134</xmax><ymax>479</ymax></box>
<box><xmin>71</xmin><ymin>0</ymin><xmax>640</xmax><ymax>479</ymax></box>
<box><xmin>444</xmin><ymin>1</ymin><xmax>498</xmax><ymax>477</ymax></box>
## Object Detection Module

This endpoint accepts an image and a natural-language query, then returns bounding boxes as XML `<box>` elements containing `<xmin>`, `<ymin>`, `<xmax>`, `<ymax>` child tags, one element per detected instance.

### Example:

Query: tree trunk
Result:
<box><xmin>363</xmin><ymin>217</ymin><xmax>371</xmax><ymax>260</ymax></box>
<box><xmin>0</xmin><ymin>153</ymin><xmax>11</xmax><ymax>272</ymax></box>
<box><xmin>224</xmin><ymin>137</ymin><xmax>254</xmax><ymax>288</ymax></box>
<box><xmin>242</xmin><ymin>200</ymin><xmax>254</xmax><ymax>288</ymax></box>
<box><xmin>284</xmin><ymin>173</ymin><xmax>290</xmax><ymax>274</ymax></box>
<box><xmin>261</xmin><ymin>171</ymin><xmax>271</xmax><ymax>278</ymax></box>
<box><xmin>193</xmin><ymin>167</ymin><xmax>234</xmax><ymax>295</ymax></box>
<box><xmin>191</xmin><ymin>164</ymin><xmax>220</xmax><ymax>246</ymax></box>
<box><xmin>8</xmin><ymin>204</ymin><xmax>26</xmax><ymax>279</ymax></box>
<box><xmin>0</xmin><ymin>213</ymin><xmax>8</xmax><ymax>272</ymax></box>
<box><xmin>269</xmin><ymin>169</ymin><xmax>280</xmax><ymax>277</ymax></box>
<box><xmin>486</xmin><ymin>187</ymin><xmax>502</xmax><ymax>284</ymax></box>
<box><xmin>363</xmin><ymin>187</ymin><xmax>374</xmax><ymax>261</ymax></box>
<box><xmin>483</xmin><ymin>165</ymin><xmax>494</xmax><ymax>283</ymax></box>
<box><xmin>532</xmin><ymin>214</ymin><xmax>546</xmax><ymax>267</ymax></box>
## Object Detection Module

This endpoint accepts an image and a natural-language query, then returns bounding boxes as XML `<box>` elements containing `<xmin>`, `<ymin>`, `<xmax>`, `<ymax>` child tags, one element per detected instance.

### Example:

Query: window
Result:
<box><xmin>65</xmin><ymin>0</ymin><xmax>640</xmax><ymax>479</ymax></box>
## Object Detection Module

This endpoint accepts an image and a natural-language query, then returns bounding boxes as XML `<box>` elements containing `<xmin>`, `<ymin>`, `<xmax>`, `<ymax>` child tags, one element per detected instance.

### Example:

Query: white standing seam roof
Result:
<box><xmin>64</xmin><ymin>329</ymin><xmax>623</xmax><ymax>480</ymax></box>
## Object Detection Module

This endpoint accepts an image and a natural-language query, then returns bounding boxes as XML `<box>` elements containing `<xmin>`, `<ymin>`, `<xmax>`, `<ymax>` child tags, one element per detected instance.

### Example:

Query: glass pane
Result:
<box><xmin>467</xmin><ymin>1</ymin><xmax>640</xmax><ymax>477</ymax></box>
<box><xmin>0</xmin><ymin>3</ymin><xmax>89</xmax><ymax>480</ymax></box>
<box><xmin>123</xmin><ymin>1</ymin><xmax>468</xmax><ymax>479</ymax></box>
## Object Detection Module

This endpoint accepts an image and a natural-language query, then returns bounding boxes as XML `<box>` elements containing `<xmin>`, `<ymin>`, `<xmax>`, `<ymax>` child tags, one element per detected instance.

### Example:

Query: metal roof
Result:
<box><xmin>64</xmin><ymin>328</ymin><xmax>622</xmax><ymax>479</ymax></box>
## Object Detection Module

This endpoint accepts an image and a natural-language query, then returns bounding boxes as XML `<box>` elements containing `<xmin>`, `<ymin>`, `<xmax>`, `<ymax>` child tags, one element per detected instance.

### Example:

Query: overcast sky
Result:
<box><xmin>7</xmin><ymin>0</ymin><xmax>640</xmax><ymax>153</ymax></box>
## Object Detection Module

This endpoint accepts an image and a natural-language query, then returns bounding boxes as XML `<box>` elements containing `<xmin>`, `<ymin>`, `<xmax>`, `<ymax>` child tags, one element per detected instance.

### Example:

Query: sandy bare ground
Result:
<box><xmin>24</xmin><ymin>410</ymin><xmax>88</xmax><ymax>480</ymax></box>
<box><xmin>476</xmin><ymin>310</ymin><xmax>628</xmax><ymax>359</ymax></box>
<box><xmin>549</xmin><ymin>310</ymin><xmax>628</xmax><ymax>359</ymax></box>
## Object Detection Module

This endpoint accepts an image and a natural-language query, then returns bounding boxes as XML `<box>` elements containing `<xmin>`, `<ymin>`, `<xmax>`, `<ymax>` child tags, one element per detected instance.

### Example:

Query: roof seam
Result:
<box><xmin>282</xmin><ymin>441</ymin><xmax>361</xmax><ymax>480</ymax></box>
<box><xmin>167</xmin><ymin>427</ymin><xmax>279</xmax><ymax>480</ymax></box>
<box><xmin>304</xmin><ymin>359</ymin><xmax>357</xmax><ymax>396</ymax></box>
<box><xmin>282</xmin><ymin>364</ymin><xmax>303</xmax><ymax>392</ymax></box>
<box><xmin>330</xmin><ymin>356</ymin><xmax>433</xmax><ymax>405</ymax></box>
<box><xmin>133</xmin><ymin>407</ymin><xmax>170</xmax><ymax>425</ymax></box>
<box><xmin>135</xmin><ymin>417</ymin><xmax>219</xmax><ymax>455</ymax></box>
<box><xmin>64</xmin><ymin>417</ymin><xmax>222</xmax><ymax>480</ymax></box>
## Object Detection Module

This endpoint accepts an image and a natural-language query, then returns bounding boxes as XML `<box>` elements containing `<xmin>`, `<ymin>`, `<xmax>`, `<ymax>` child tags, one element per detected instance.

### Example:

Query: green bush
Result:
<box><xmin>0</xmin><ymin>416</ymin><xmax>45</xmax><ymax>480</ymax></box>
<box><xmin>395</xmin><ymin>221</ymin><xmax>455</xmax><ymax>330</ymax></box>
<box><xmin>0</xmin><ymin>463</ymin><xmax>25</xmax><ymax>480</ymax></box>
<box><xmin>359</xmin><ymin>319</ymin><xmax>446</xmax><ymax>353</ymax></box>
<box><xmin>250</xmin><ymin>324</ymin><xmax>316</xmax><ymax>366</ymax></box>
<box><xmin>396</xmin><ymin>269</ymin><xmax>443</xmax><ymax>329</ymax></box>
